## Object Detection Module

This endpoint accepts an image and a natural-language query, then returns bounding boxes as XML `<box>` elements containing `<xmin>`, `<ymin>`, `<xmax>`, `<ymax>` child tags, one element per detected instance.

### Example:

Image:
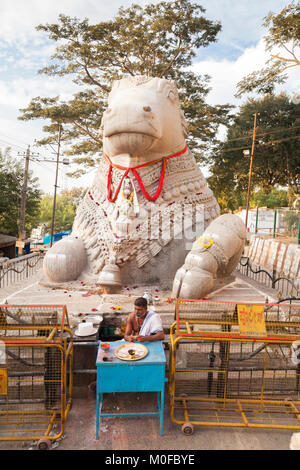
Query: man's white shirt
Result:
<box><xmin>139</xmin><ymin>310</ymin><xmax>163</xmax><ymax>337</ymax></box>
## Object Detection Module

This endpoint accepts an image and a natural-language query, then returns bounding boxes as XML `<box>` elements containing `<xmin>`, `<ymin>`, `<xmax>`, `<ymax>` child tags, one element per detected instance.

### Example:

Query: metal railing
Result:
<box><xmin>0</xmin><ymin>252</ymin><xmax>45</xmax><ymax>289</ymax></box>
<box><xmin>247</xmin><ymin>208</ymin><xmax>300</xmax><ymax>244</ymax></box>
<box><xmin>237</xmin><ymin>256</ymin><xmax>300</xmax><ymax>299</ymax></box>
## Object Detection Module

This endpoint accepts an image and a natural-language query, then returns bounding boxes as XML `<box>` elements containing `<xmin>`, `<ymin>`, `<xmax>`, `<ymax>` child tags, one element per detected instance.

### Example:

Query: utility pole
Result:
<box><xmin>41</xmin><ymin>125</ymin><xmax>70</xmax><ymax>247</ymax></box>
<box><xmin>17</xmin><ymin>145</ymin><xmax>39</xmax><ymax>243</ymax></box>
<box><xmin>18</xmin><ymin>145</ymin><xmax>30</xmax><ymax>241</ymax></box>
<box><xmin>245</xmin><ymin>112</ymin><xmax>258</xmax><ymax>230</ymax></box>
<box><xmin>50</xmin><ymin>125</ymin><xmax>62</xmax><ymax>247</ymax></box>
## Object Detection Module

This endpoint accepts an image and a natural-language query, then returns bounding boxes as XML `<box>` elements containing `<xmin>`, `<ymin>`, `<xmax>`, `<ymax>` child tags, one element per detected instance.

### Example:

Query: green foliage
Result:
<box><xmin>0</xmin><ymin>148</ymin><xmax>41</xmax><ymax>237</ymax></box>
<box><xmin>251</xmin><ymin>188</ymin><xmax>289</xmax><ymax>208</ymax></box>
<box><xmin>236</xmin><ymin>2</ymin><xmax>300</xmax><ymax>96</ymax></box>
<box><xmin>283</xmin><ymin>210</ymin><xmax>300</xmax><ymax>231</ymax></box>
<box><xmin>39</xmin><ymin>188</ymin><xmax>85</xmax><ymax>233</ymax></box>
<box><xmin>284</xmin><ymin>211</ymin><xmax>300</xmax><ymax>233</ymax></box>
<box><xmin>208</xmin><ymin>93</ymin><xmax>300</xmax><ymax>211</ymax></box>
<box><xmin>19</xmin><ymin>0</ymin><xmax>232</xmax><ymax>173</ymax></box>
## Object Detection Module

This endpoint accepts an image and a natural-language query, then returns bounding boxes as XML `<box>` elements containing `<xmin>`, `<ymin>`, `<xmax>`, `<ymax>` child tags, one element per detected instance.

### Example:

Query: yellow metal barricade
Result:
<box><xmin>0</xmin><ymin>305</ymin><xmax>73</xmax><ymax>449</ymax></box>
<box><xmin>169</xmin><ymin>299</ymin><xmax>300</xmax><ymax>434</ymax></box>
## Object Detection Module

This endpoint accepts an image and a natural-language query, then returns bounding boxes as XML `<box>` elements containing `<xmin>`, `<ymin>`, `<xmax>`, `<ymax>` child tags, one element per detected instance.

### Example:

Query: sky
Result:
<box><xmin>0</xmin><ymin>0</ymin><xmax>299</xmax><ymax>194</ymax></box>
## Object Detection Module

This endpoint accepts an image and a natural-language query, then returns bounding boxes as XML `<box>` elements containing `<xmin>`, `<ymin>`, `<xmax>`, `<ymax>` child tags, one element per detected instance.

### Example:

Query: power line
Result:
<box><xmin>221</xmin><ymin>135</ymin><xmax>300</xmax><ymax>153</ymax></box>
<box><xmin>0</xmin><ymin>131</ymin><xmax>30</xmax><ymax>148</ymax></box>
<box><xmin>221</xmin><ymin>124</ymin><xmax>300</xmax><ymax>144</ymax></box>
<box><xmin>29</xmin><ymin>159</ymin><xmax>57</xmax><ymax>176</ymax></box>
<box><xmin>0</xmin><ymin>139</ymin><xmax>28</xmax><ymax>152</ymax></box>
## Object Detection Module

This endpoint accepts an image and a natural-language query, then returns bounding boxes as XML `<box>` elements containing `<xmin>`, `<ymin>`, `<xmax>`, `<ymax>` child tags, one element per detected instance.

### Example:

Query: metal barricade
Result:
<box><xmin>0</xmin><ymin>305</ymin><xmax>73</xmax><ymax>449</ymax></box>
<box><xmin>169</xmin><ymin>299</ymin><xmax>300</xmax><ymax>434</ymax></box>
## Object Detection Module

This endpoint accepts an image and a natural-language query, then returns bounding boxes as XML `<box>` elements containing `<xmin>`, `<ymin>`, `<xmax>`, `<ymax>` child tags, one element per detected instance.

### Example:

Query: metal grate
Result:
<box><xmin>169</xmin><ymin>299</ymin><xmax>300</xmax><ymax>432</ymax></box>
<box><xmin>0</xmin><ymin>306</ymin><xmax>72</xmax><ymax>447</ymax></box>
<box><xmin>0</xmin><ymin>305</ymin><xmax>69</xmax><ymax>339</ymax></box>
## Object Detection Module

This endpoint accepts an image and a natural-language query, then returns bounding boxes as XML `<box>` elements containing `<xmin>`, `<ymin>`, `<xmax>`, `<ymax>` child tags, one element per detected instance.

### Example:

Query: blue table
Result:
<box><xmin>95</xmin><ymin>340</ymin><xmax>166</xmax><ymax>439</ymax></box>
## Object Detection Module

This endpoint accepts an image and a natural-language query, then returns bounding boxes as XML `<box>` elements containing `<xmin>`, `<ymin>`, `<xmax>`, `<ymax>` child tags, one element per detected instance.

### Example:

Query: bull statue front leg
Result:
<box><xmin>43</xmin><ymin>236</ymin><xmax>87</xmax><ymax>283</ymax></box>
<box><xmin>172</xmin><ymin>214</ymin><xmax>247</xmax><ymax>299</ymax></box>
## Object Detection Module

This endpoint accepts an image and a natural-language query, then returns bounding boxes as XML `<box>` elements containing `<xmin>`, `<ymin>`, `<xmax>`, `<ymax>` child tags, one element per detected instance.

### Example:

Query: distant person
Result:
<box><xmin>124</xmin><ymin>297</ymin><xmax>164</xmax><ymax>342</ymax></box>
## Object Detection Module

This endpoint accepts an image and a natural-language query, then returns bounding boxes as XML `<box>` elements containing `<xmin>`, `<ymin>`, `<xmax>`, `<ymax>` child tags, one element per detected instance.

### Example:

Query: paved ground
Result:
<box><xmin>0</xmin><ymin>270</ymin><xmax>297</xmax><ymax>451</ymax></box>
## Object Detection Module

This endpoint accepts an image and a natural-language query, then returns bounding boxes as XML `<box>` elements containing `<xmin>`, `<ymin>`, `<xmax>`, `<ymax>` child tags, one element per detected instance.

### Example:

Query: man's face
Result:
<box><xmin>134</xmin><ymin>305</ymin><xmax>147</xmax><ymax>318</ymax></box>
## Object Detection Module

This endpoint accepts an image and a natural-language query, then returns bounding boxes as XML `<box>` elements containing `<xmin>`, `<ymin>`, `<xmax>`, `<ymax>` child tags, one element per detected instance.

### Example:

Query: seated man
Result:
<box><xmin>124</xmin><ymin>297</ymin><xmax>165</xmax><ymax>343</ymax></box>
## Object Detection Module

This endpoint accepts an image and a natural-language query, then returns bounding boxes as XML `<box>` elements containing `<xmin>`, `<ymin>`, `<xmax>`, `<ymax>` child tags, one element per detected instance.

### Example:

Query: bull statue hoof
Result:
<box><xmin>43</xmin><ymin>236</ymin><xmax>87</xmax><ymax>283</ymax></box>
<box><xmin>172</xmin><ymin>214</ymin><xmax>247</xmax><ymax>299</ymax></box>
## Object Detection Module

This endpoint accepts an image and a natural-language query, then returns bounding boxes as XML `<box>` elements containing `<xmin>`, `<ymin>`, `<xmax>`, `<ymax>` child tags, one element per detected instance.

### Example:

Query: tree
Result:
<box><xmin>236</xmin><ymin>2</ymin><xmax>300</xmax><ymax>96</ymax></box>
<box><xmin>208</xmin><ymin>93</ymin><xmax>300</xmax><ymax>211</ymax></box>
<box><xmin>0</xmin><ymin>148</ymin><xmax>41</xmax><ymax>237</ymax></box>
<box><xmin>251</xmin><ymin>187</ymin><xmax>289</xmax><ymax>208</ymax></box>
<box><xmin>19</xmin><ymin>0</ymin><xmax>231</xmax><ymax>176</ymax></box>
<box><xmin>39</xmin><ymin>188</ymin><xmax>86</xmax><ymax>233</ymax></box>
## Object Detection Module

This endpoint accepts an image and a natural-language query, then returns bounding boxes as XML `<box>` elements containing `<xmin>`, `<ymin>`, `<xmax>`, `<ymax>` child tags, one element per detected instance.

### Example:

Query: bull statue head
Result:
<box><xmin>99</xmin><ymin>76</ymin><xmax>188</xmax><ymax>168</ymax></box>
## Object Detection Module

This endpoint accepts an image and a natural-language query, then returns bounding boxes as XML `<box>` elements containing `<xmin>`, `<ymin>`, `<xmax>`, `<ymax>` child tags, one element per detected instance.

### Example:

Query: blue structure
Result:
<box><xmin>43</xmin><ymin>230</ymin><xmax>71</xmax><ymax>245</ymax></box>
<box><xmin>95</xmin><ymin>340</ymin><xmax>167</xmax><ymax>439</ymax></box>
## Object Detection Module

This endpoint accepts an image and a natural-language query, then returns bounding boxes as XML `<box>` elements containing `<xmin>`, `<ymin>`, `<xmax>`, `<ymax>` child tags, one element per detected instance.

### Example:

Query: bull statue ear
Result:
<box><xmin>108</xmin><ymin>79</ymin><xmax>121</xmax><ymax>103</ymax></box>
<box><xmin>99</xmin><ymin>117</ymin><xmax>104</xmax><ymax>139</ymax></box>
<box><xmin>180</xmin><ymin>110</ymin><xmax>188</xmax><ymax>138</ymax></box>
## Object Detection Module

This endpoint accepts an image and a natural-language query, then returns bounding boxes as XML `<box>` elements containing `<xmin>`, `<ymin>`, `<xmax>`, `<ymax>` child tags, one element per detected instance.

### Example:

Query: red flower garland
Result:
<box><xmin>104</xmin><ymin>145</ymin><xmax>188</xmax><ymax>203</ymax></box>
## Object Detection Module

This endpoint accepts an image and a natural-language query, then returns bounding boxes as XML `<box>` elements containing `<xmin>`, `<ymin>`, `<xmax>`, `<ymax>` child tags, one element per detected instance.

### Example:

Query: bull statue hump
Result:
<box><xmin>43</xmin><ymin>76</ymin><xmax>245</xmax><ymax>298</ymax></box>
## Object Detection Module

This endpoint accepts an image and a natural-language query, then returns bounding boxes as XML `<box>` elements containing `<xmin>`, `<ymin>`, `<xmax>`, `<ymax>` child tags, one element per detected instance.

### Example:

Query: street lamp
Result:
<box><xmin>244</xmin><ymin>113</ymin><xmax>258</xmax><ymax>230</ymax></box>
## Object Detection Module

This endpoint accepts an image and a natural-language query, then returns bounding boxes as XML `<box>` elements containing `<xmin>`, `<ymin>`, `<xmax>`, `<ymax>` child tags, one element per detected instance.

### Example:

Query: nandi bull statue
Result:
<box><xmin>43</xmin><ymin>75</ymin><xmax>246</xmax><ymax>298</ymax></box>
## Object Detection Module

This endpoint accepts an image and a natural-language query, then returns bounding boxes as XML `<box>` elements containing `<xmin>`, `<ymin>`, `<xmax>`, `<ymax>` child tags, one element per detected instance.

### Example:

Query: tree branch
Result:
<box><xmin>73</xmin><ymin>121</ymin><xmax>100</xmax><ymax>143</ymax></box>
<box><xmin>83</xmin><ymin>64</ymin><xmax>110</xmax><ymax>92</ymax></box>
<box><xmin>270</xmin><ymin>54</ymin><xmax>300</xmax><ymax>64</ymax></box>
<box><xmin>160</xmin><ymin>37</ymin><xmax>183</xmax><ymax>76</ymax></box>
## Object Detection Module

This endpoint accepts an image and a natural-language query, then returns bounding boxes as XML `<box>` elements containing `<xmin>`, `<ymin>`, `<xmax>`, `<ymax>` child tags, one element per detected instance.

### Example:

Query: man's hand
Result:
<box><xmin>136</xmin><ymin>331</ymin><xmax>165</xmax><ymax>342</ymax></box>
<box><xmin>124</xmin><ymin>335</ymin><xmax>136</xmax><ymax>342</ymax></box>
<box><xmin>135</xmin><ymin>335</ymin><xmax>146</xmax><ymax>342</ymax></box>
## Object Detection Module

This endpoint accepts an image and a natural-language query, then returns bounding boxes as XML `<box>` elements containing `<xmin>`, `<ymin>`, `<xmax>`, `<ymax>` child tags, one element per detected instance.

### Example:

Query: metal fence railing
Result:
<box><xmin>0</xmin><ymin>252</ymin><xmax>45</xmax><ymax>289</ymax></box>
<box><xmin>237</xmin><ymin>256</ymin><xmax>300</xmax><ymax>299</ymax></box>
<box><xmin>247</xmin><ymin>208</ymin><xmax>300</xmax><ymax>244</ymax></box>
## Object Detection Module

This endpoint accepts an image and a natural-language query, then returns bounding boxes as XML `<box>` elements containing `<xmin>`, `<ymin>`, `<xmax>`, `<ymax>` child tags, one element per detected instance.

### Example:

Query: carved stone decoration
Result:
<box><xmin>172</xmin><ymin>214</ymin><xmax>247</xmax><ymax>299</ymax></box>
<box><xmin>43</xmin><ymin>76</ymin><xmax>220</xmax><ymax>288</ymax></box>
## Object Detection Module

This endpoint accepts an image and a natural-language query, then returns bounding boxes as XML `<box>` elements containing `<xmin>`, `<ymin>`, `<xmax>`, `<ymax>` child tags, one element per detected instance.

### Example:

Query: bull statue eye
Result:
<box><xmin>143</xmin><ymin>106</ymin><xmax>152</xmax><ymax>112</ymax></box>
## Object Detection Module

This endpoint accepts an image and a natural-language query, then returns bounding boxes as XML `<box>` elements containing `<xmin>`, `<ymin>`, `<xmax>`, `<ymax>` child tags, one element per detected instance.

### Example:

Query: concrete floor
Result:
<box><xmin>0</xmin><ymin>270</ymin><xmax>297</xmax><ymax>450</ymax></box>
<box><xmin>55</xmin><ymin>395</ymin><xmax>295</xmax><ymax>450</ymax></box>
<box><xmin>0</xmin><ymin>391</ymin><xmax>294</xmax><ymax>451</ymax></box>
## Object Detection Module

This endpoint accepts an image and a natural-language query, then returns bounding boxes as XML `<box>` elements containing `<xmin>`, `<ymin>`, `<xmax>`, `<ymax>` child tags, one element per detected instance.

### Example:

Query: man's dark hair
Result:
<box><xmin>134</xmin><ymin>297</ymin><xmax>147</xmax><ymax>308</ymax></box>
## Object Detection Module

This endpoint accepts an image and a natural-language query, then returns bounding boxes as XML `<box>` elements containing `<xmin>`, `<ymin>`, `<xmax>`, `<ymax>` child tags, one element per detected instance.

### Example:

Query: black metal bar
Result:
<box><xmin>237</xmin><ymin>256</ymin><xmax>299</xmax><ymax>297</ymax></box>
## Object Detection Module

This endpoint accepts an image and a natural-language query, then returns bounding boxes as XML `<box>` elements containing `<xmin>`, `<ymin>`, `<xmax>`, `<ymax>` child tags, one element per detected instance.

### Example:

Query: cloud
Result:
<box><xmin>192</xmin><ymin>38</ymin><xmax>300</xmax><ymax>107</ymax></box>
<box><xmin>199</xmin><ymin>0</ymin><xmax>290</xmax><ymax>55</ymax></box>
<box><xmin>0</xmin><ymin>0</ymin><xmax>149</xmax><ymax>43</ymax></box>
<box><xmin>0</xmin><ymin>73</ymin><xmax>78</xmax><ymax>109</ymax></box>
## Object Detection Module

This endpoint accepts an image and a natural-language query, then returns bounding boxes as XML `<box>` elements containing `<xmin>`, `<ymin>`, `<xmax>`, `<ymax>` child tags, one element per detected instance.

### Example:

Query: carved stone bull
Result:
<box><xmin>43</xmin><ymin>76</ymin><xmax>243</xmax><ymax>296</ymax></box>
